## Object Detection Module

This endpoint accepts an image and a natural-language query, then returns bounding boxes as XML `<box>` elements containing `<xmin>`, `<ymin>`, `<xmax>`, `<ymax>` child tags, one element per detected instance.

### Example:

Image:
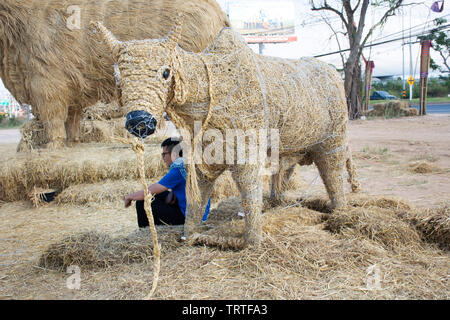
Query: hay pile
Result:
<box><xmin>325</xmin><ymin>207</ymin><xmax>422</xmax><ymax>249</ymax></box>
<box><xmin>368</xmin><ymin>101</ymin><xmax>418</xmax><ymax>117</ymax></box>
<box><xmin>400</xmin><ymin>206</ymin><xmax>450</xmax><ymax>251</ymax></box>
<box><xmin>408</xmin><ymin>161</ymin><xmax>444</xmax><ymax>174</ymax></box>
<box><xmin>39</xmin><ymin>228</ymin><xmax>182</xmax><ymax>271</ymax></box>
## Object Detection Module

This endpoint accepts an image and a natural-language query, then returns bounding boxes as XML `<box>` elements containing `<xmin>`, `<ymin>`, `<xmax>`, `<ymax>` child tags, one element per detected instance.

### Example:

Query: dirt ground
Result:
<box><xmin>0</xmin><ymin>115</ymin><xmax>448</xmax><ymax>300</ymax></box>
<box><xmin>297</xmin><ymin>114</ymin><xmax>450</xmax><ymax>208</ymax></box>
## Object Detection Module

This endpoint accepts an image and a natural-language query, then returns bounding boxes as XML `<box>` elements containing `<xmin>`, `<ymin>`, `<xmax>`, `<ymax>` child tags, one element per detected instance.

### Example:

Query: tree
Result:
<box><xmin>310</xmin><ymin>0</ymin><xmax>403</xmax><ymax>119</ymax></box>
<box><xmin>418</xmin><ymin>18</ymin><xmax>449</xmax><ymax>73</ymax></box>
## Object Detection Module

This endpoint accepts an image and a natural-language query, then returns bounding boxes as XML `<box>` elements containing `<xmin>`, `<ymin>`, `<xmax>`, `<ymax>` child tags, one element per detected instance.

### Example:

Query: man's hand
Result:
<box><xmin>124</xmin><ymin>184</ymin><xmax>167</xmax><ymax>208</ymax></box>
<box><xmin>124</xmin><ymin>195</ymin><xmax>133</xmax><ymax>208</ymax></box>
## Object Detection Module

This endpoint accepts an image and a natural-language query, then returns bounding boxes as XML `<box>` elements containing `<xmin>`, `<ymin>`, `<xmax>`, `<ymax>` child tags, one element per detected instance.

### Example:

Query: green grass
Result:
<box><xmin>360</xmin><ymin>146</ymin><xmax>389</xmax><ymax>160</ymax></box>
<box><xmin>0</xmin><ymin>117</ymin><xmax>26</xmax><ymax>129</ymax></box>
<box><xmin>370</xmin><ymin>96</ymin><xmax>450</xmax><ymax>106</ymax></box>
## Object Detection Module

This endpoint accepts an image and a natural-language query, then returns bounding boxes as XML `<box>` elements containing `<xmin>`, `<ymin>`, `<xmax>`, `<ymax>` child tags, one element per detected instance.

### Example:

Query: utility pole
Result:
<box><xmin>402</xmin><ymin>9</ymin><xmax>406</xmax><ymax>99</ymax></box>
<box><xmin>409</xmin><ymin>6</ymin><xmax>413</xmax><ymax>101</ymax></box>
<box><xmin>363</xmin><ymin>60</ymin><xmax>375</xmax><ymax>114</ymax></box>
<box><xmin>419</xmin><ymin>40</ymin><xmax>432</xmax><ymax>116</ymax></box>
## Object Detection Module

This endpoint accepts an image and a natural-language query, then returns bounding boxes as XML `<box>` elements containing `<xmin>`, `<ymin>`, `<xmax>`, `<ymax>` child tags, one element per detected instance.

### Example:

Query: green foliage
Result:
<box><xmin>0</xmin><ymin>116</ymin><xmax>26</xmax><ymax>128</ymax></box>
<box><xmin>418</xmin><ymin>18</ymin><xmax>449</xmax><ymax>73</ymax></box>
<box><xmin>372</xmin><ymin>75</ymin><xmax>450</xmax><ymax>99</ymax></box>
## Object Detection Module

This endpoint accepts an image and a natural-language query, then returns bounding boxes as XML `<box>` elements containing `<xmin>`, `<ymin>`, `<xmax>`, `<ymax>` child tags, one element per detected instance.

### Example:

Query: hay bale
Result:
<box><xmin>368</xmin><ymin>101</ymin><xmax>418</xmax><ymax>118</ymax></box>
<box><xmin>0</xmin><ymin>144</ymin><xmax>166</xmax><ymax>202</ymax></box>
<box><xmin>55</xmin><ymin>180</ymin><xmax>144</xmax><ymax>206</ymax></box>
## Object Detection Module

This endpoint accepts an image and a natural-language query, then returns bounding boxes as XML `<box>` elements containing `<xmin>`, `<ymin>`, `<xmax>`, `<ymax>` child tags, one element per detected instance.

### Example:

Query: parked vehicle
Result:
<box><xmin>370</xmin><ymin>91</ymin><xmax>397</xmax><ymax>100</ymax></box>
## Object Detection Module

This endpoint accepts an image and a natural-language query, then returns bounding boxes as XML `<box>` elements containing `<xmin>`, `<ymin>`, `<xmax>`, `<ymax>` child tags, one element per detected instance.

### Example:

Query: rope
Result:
<box><xmin>117</xmin><ymin>136</ymin><xmax>160</xmax><ymax>299</ymax></box>
<box><xmin>179</xmin><ymin>54</ymin><xmax>216</xmax><ymax>204</ymax></box>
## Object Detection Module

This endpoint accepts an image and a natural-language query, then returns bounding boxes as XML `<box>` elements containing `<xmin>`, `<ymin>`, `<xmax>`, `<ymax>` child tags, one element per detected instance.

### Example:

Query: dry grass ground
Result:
<box><xmin>0</xmin><ymin>115</ymin><xmax>449</xmax><ymax>300</ymax></box>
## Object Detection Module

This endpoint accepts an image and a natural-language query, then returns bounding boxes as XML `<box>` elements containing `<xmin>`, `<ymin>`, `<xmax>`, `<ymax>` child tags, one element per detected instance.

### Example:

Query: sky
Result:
<box><xmin>217</xmin><ymin>0</ymin><xmax>448</xmax><ymax>78</ymax></box>
<box><xmin>1</xmin><ymin>0</ymin><xmax>448</xmax><ymax>102</ymax></box>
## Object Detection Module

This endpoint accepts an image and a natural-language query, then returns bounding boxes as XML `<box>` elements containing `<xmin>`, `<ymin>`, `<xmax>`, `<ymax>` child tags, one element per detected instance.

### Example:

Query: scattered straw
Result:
<box><xmin>30</xmin><ymin>192</ymin><xmax>449</xmax><ymax>299</ymax></box>
<box><xmin>408</xmin><ymin>161</ymin><xmax>444</xmax><ymax>174</ymax></box>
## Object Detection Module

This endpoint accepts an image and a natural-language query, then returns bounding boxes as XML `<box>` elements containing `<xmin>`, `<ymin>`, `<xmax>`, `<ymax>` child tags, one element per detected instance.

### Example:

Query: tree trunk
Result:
<box><xmin>345</xmin><ymin>62</ymin><xmax>362</xmax><ymax>119</ymax></box>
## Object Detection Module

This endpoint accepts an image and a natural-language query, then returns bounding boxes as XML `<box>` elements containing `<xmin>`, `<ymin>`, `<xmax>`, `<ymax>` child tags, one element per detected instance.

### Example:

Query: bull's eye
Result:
<box><xmin>162</xmin><ymin>69</ymin><xmax>170</xmax><ymax>80</ymax></box>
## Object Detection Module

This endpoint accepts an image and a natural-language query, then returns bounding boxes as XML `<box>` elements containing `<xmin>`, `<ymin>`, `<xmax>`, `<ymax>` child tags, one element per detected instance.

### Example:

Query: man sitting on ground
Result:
<box><xmin>124</xmin><ymin>137</ymin><xmax>210</xmax><ymax>227</ymax></box>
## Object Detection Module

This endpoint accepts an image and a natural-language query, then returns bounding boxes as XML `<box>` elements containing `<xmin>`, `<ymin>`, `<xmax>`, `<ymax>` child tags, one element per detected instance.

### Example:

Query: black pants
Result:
<box><xmin>136</xmin><ymin>191</ymin><xmax>185</xmax><ymax>228</ymax></box>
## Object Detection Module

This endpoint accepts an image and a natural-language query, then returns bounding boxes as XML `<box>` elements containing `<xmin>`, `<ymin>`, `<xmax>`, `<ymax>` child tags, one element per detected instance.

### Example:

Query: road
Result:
<box><xmin>0</xmin><ymin>129</ymin><xmax>21</xmax><ymax>144</ymax></box>
<box><xmin>409</xmin><ymin>103</ymin><xmax>450</xmax><ymax>114</ymax></box>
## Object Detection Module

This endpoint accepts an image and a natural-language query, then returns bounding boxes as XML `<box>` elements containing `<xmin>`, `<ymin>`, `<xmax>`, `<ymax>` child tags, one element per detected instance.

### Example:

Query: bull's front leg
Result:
<box><xmin>232</xmin><ymin>165</ymin><xmax>263</xmax><ymax>246</ymax></box>
<box><xmin>184</xmin><ymin>177</ymin><xmax>215</xmax><ymax>241</ymax></box>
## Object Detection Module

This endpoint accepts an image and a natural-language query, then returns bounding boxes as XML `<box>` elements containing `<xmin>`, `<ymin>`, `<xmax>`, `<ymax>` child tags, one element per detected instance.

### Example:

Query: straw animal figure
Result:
<box><xmin>0</xmin><ymin>0</ymin><xmax>229</xmax><ymax>150</ymax></box>
<box><xmin>93</xmin><ymin>18</ymin><xmax>361</xmax><ymax>247</ymax></box>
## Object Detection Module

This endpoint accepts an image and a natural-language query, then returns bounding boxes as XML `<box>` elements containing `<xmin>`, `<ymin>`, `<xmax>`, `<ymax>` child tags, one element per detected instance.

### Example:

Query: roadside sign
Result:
<box><xmin>407</xmin><ymin>76</ymin><xmax>415</xmax><ymax>86</ymax></box>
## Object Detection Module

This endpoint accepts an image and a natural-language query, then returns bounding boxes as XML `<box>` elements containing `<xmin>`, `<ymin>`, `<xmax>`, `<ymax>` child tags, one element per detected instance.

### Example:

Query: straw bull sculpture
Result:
<box><xmin>93</xmin><ymin>19</ymin><xmax>360</xmax><ymax>246</ymax></box>
<box><xmin>0</xmin><ymin>0</ymin><xmax>229</xmax><ymax>150</ymax></box>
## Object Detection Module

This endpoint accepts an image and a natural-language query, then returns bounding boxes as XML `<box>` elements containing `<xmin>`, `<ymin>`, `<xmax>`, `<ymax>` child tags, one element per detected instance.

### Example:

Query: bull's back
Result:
<box><xmin>258</xmin><ymin>56</ymin><xmax>347</xmax><ymax>153</ymax></box>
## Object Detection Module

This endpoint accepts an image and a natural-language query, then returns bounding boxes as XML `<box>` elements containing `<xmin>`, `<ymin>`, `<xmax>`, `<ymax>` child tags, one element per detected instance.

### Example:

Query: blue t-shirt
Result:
<box><xmin>158</xmin><ymin>158</ymin><xmax>210</xmax><ymax>221</ymax></box>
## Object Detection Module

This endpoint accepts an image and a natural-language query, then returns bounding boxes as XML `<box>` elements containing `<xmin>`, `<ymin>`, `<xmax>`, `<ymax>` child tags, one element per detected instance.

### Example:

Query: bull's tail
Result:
<box><xmin>346</xmin><ymin>144</ymin><xmax>361</xmax><ymax>193</ymax></box>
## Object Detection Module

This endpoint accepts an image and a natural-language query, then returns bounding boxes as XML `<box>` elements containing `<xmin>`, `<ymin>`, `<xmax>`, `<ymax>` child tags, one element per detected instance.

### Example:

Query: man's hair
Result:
<box><xmin>161</xmin><ymin>137</ymin><xmax>183</xmax><ymax>157</ymax></box>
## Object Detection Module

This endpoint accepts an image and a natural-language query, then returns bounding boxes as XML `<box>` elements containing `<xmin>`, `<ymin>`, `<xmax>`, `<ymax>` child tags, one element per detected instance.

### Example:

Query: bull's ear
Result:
<box><xmin>166</xmin><ymin>13</ymin><xmax>183</xmax><ymax>47</ymax></box>
<box><xmin>91</xmin><ymin>21</ymin><xmax>122</xmax><ymax>59</ymax></box>
<box><xmin>173</xmin><ymin>67</ymin><xmax>187</xmax><ymax>105</ymax></box>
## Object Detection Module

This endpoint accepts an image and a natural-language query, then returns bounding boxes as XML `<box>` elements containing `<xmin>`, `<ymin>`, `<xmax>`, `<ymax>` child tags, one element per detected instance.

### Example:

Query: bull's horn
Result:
<box><xmin>91</xmin><ymin>21</ymin><xmax>121</xmax><ymax>55</ymax></box>
<box><xmin>167</xmin><ymin>13</ymin><xmax>183</xmax><ymax>45</ymax></box>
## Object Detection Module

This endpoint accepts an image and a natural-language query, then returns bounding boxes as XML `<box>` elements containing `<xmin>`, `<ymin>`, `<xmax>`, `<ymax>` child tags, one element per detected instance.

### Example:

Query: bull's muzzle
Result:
<box><xmin>125</xmin><ymin>110</ymin><xmax>157</xmax><ymax>139</ymax></box>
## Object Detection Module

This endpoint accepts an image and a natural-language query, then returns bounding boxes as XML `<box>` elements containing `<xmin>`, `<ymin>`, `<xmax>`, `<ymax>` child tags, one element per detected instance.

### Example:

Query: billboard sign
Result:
<box><xmin>227</xmin><ymin>0</ymin><xmax>297</xmax><ymax>44</ymax></box>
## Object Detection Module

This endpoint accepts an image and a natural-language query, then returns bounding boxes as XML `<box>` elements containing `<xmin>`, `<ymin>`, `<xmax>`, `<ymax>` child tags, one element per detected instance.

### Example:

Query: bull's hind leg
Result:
<box><xmin>346</xmin><ymin>148</ymin><xmax>361</xmax><ymax>193</ymax></box>
<box><xmin>313</xmin><ymin>149</ymin><xmax>347</xmax><ymax>211</ymax></box>
<box><xmin>270</xmin><ymin>156</ymin><xmax>297</xmax><ymax>205</ymax></box>
<box><xmin>232</xmin><ymin>165</ymin><xmax>263</xmax><ymax>246</ymax></box>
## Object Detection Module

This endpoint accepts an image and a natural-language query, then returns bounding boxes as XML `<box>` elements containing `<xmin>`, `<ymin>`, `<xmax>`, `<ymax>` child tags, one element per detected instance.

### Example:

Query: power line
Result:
<box><xmin>313</xmin><ymin>24</ymin><xmax>450</xmax><ymax>58</ymax></box>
